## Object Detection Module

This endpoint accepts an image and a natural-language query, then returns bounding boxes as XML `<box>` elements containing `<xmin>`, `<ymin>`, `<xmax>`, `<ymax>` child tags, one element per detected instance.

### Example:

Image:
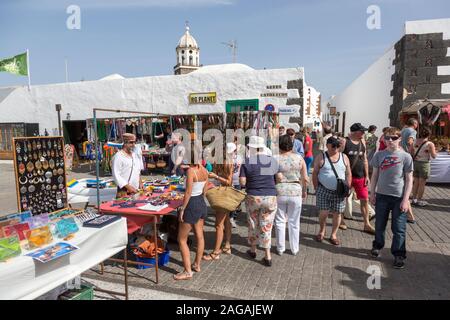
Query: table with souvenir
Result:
<box><xmin>0</xmin><ymin>136</ymin><xmax>128</xmax><ymax>300</ymax></box>
<box><xmin>98</xmin><ymin>175</ymin><xmax>185</xmax><ymax>283</ymax></box>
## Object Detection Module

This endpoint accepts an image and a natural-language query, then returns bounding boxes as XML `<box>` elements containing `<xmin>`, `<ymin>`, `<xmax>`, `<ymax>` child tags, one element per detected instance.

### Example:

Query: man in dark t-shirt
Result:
<box><xmin>340</xmin><ymin>123</ymin><xmax>375</xmax><ymax>235</ymax></box>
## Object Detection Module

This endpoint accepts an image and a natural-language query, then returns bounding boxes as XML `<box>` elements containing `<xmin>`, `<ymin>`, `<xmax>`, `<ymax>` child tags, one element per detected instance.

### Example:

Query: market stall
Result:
<box><xmin>99</xmin><ymin>177</ymin><xmax>184</xmax><ymax>283</ymax></box>
<box><xmin>0</xmin><ymin>210</ymin><xmax>128</xmax><ymax>300</ymax></box>
<box><xmin>400</xmin><ymin>99</ymin><xmax>450</xmax><ymax>183</ymax></box>
<box><xmin>67</xmin><ymin>178</ymin><xmax>118</xmax><ymax>207</ymax></box>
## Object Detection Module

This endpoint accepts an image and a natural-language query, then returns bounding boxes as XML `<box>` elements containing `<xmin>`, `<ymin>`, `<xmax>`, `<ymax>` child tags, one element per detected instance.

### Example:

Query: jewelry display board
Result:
<box><xmin>12</xmin><ymin>136</ymin><xmax>68</xmax><ymax>215</ymax></box>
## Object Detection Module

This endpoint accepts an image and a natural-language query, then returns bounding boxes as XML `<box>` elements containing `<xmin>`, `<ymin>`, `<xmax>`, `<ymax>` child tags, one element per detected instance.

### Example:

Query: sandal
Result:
<box><xmin>202</xmin><ymin>251</ymin><xmax>220</xmax><ymax>261</ymax></box>
<box><xmin>173</xmin><ymin>271</ymin><xmax>193</xmax><ymax>281</ymax></box>
<box><xmin>329</xmin><ymin>237</ymin><xmax>340</xmax><ymax>246</ymax></box>
<box><xmin>221</xmin><ymin>246</ymin><xmax>232</xmax><ymax>255</ymax></box>
<box><xmin>191</xmin><ymin>263</ymin><xmax>200</xmax><ymax>272</ymax></box>
<box><xmin>315</xmin><ymin>234</ymin><xmax>324</xmax><ymax>242</ymax></box>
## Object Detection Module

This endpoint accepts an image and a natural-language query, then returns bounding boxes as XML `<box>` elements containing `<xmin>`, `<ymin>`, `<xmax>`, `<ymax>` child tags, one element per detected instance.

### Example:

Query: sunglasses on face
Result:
<box><xmin>384</xmin><ymin>136</ymin><xmax>400</xmax><ymax>141</ymax></box>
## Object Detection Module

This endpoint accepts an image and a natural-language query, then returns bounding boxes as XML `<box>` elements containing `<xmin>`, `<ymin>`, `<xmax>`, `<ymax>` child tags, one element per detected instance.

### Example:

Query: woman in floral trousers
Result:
<box><xmin>240</xmin><ymin>136</ymin><xmax>278</xmax><ymax>267</ymax></box>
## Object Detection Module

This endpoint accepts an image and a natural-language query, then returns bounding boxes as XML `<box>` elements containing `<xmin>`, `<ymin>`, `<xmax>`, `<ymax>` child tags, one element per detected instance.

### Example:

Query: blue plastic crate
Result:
<box><xmin>135</xmin><ymin>251</ymin><xmax>170</xmax><ymax>269</ymax></box>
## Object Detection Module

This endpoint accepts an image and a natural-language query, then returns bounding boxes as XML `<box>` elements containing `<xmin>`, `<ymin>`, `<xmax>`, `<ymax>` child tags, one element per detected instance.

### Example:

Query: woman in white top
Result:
<box><xmin>174</xmin><ymin>146</ymin><xmax>209</xmax><ymax>280</ymax></box>
<box><xmin>312</xmin><ymin>136</ymin><xmax>352</xmax><ymax>245</ymax></box>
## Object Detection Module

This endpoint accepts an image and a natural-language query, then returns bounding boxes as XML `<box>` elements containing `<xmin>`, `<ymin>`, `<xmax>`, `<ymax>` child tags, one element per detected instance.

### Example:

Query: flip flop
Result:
<box><xmin>191</xmin><ymin>264</ymin><xmax>201</xmax><ymax>272</ymax></box>
<box><xmin>221</xmin><ymin>246</ymin><xmax>232</xmax><ymax>255</ymax></box>
<box><xmin>315</xmin><ymin>234</ymin><xmax>324</xmax><ymax>242</ymax></box>
<box><xmin>329</xmin><ymin>237</ymin><xmax>340</xmax><ymax>246</ymax></box>
<box><xmin>173</xmin><ymin>271</ymin><xmax>193</xmax><ymax>280</ymax></box>
<box><xmin>202</xmin><ymin>251</ymin><xmax>220</xmax><ymax>261</ymax></box>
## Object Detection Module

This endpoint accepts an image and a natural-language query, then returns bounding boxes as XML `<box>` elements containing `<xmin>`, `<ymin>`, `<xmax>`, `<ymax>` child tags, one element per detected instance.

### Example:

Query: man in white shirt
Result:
<box><xmin>170</xmin><ymin>132</ymin><xmax>186</xmax><ymax>176</ymax></box>
<box><xmin>112</xmin><ymin>133</ymin><xmax>143</xmax><ymax>197</ymax></box>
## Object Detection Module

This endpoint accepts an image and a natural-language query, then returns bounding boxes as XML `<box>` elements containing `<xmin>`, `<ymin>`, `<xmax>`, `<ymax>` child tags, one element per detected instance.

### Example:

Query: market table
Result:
<box><xmin>428</xmin><ymin>152</ymin><xmax>450</xmax><ymax>184</ymax></box>
<box><xmin>67</xmin><ymin>178</ymin><xmax>118</xmax><ymax>207</ymax></box>
<box><xmin>99</xmin><ymin>194</ymin><xmax>183</xmax><ymax>284</ymax></box>
<box><xmin>0</xmin><ymin>217</ymin><xmax>128</xmax><ymax>300</ymax></box>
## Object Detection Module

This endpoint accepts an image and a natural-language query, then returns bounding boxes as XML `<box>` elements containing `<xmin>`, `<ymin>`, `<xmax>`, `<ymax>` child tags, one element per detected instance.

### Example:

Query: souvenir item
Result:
<box><xmin>2</xmin><ymin>222</ymin><xmax>31</xmax><ymax>241</ymax></box>
<box><xmin>83</xmin><ymin>215</ymin><xmax>121</xmax><ymax>228</ymax></box>
<box><xmin>74</xmin><ymin>210</ymin><xmax>99</xmax><ymax>224</ymax></box>
<box><xmin>26</xmin><ymin>242</ymin><xmax>79</xmax><ymax>263</ymax></box>
<box><xmin>25</xmin><ymin>225</ymin><xmax>53</xmax><ymax>249</ymax></box>
<box><xmin>25</xmin><ymin>213</ymin><xmax>50</xmax><ymax>229</ymax></box>
<box><xmin>14</xmin><ymin>138</ymin><xmax>67</xmax><ymax>215</ymax></box>
<box><xmin>0</xmin><ymin>218</ymin><xmax>21</xmax><ymax>237</ymax></box>
<box><xmin>0</xmin><ymin>236</ymin><xmax>21</xmax><ymax>262</ymax></box>
<box><xmin>54</xmin><ymin>217</ymin><xmax>79</xmax><ymax>238</ymax></box>
<box><xmin>26</xmin><ymin>162</ymin><xmax>34</xmax><ymax>173</ymax></box>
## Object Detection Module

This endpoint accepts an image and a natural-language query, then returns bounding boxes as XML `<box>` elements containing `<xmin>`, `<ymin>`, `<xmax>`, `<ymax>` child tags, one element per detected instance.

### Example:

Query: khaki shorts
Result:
<box><xmin>413</xmin><ymin>161</ymin><xmax>430</xmax><ymax>179</ymax></box>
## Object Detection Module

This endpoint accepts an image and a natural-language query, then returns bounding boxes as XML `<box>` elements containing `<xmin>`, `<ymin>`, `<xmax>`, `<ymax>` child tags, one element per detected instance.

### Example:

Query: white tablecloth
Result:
<box><xmin>0</xmin><ymin>218</ymin><xmax>128</xmax><ymax>300</ymax></box>
<box><xmin>68</xmin><ymin>178</ymin><xmax>117</xmax><ymax>205</ymax></box>
<box><xmin>428</xmin><ymin>152</ymin><xmax>450</xmax><ymax>184</ymax></box>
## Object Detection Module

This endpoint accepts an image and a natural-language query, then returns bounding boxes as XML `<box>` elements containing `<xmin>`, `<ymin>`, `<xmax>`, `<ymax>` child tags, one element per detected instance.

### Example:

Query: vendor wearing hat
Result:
<box><xmin>112</xmin><ymin>133</ymin><xmax>143</xmax><ymax>198</ymax></box>
<box><xmin>340</xmin><ymin>123</ymin><xmax>375</xmax><ymax>235</ymax></box>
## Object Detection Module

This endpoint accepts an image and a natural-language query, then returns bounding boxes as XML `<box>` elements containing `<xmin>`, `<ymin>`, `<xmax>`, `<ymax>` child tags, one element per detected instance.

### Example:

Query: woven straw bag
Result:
<box><xmin>206</xmin><ymin>186</ymin><xmax>246</xmax><ymax>212</ymax></box>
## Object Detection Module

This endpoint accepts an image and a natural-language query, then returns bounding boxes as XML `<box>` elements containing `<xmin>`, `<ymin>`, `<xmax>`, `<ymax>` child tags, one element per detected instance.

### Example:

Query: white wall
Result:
<box><xmin>331</xmin><ymin>46</ymin><xmax>395</xmax><ymax>135</ymax></box>
<box><xmin>0</xmin><ymin>66</ymin><xmax>304</xmax><ymax>135</ymax></box>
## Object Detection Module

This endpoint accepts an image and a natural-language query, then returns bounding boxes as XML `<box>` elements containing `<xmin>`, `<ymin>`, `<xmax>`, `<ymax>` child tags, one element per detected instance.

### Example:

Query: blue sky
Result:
<box><xmin>0</xmin><ymin>0</ymin><xmax>449</xmax><ymax>100</ymax></box>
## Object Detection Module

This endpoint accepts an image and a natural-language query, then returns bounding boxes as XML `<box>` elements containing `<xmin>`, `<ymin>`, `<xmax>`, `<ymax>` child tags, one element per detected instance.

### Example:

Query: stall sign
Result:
<box><xmin>266</xmin><ymin>85</ymin><xmax>282</xmax><ymax>89</ymax></box>
<box><xmin>279</xmin><ymin>107</ymin><xmax>297</xmax><ymax>115</ymax></box>
<box><xmin>189</xmin><ymin>92</ymin><xmax>217</xmax><ymax>104</ymax></box>
<box><xmin>225</xmin><ymin>99</ymin><xmax>259</xmax><ymax>113</ymax></box>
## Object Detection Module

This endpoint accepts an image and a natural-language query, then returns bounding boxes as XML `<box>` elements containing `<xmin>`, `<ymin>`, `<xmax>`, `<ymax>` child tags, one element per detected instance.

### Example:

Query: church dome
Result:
<box><xmin>177</xmin><ymin>26</ymin><xmax>198</xmax><ymax>48</ymax></box>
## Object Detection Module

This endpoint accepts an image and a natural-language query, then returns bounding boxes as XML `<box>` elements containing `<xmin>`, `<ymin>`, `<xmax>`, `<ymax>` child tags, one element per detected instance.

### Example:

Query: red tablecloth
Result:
<box><xmin>99</xmin><ymin>195</ymin><xmax>183</xmax><ymax>234</ymax></box>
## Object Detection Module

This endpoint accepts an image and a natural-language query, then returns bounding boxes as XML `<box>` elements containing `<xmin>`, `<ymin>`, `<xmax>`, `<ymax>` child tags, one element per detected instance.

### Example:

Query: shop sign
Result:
<box><xmin>189</xmin><ymin>92</ymin><xmax>217</xmax><ymax>104</ymax></box>
<box><xmin>265</xmin><ymin>104</ymin><xmax>275</xmax><ymax>112</ymax></box>
<box><xmin>226</xmin><ymin>99</ymin><xmax>259</xmax><ymax>113</ymax></box>
<box><xmin>278</xmin><ymin>107</ymin><xmax>297</xmax><ymax>115</ymax></box>
<box><xmin>289</xmin><ymin>117</ymin><xmax>302</xmax><ymax>124</ymax></box>
<box><xmin>266</xmin><ymin>85</ymin><xmax>282</xmax><ymax>89</ymax></box>
<box><xmin>260</xmin><ymin>92</ymin><xmax>288</xmax><ymax>98</ymax></box>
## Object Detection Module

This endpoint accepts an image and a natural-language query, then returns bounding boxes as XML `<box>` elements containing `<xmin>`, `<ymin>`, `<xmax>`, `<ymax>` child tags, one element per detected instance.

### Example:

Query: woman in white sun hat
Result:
<box><xmin>239</xmin><ymin>136</ymin><xmax>278</xmax><ymax>267</ymax></box>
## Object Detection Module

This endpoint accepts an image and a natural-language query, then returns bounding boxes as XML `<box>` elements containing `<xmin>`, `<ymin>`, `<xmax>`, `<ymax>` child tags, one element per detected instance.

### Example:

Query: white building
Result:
<box><xmin>0</xmin><ymin>25</ymin><xmax>313</xmax><ymax>158</ymax></box>
<box><xmin>329</xmin><ymin>18</ymin><xmax>450</xmax><ymax>136</ymax></box>
<box><xmin>303</xmin><ymin>86</ymin><xmax>322</xmax><ymax>131</ymax></box>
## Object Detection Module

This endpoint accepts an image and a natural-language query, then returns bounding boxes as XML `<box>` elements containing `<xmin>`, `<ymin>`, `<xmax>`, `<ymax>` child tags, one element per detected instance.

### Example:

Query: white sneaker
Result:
<box><xmin>230</xmin><ymin>218</ymin><xmax>237</xmax><ymax>228</ymax></box>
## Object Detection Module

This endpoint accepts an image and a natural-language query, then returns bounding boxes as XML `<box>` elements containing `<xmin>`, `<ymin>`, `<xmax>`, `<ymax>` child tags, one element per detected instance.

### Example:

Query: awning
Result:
<box><xmin>401</xmin><ymin>99</ymin><xmax>450</xmax><ymax>114</ymax></box>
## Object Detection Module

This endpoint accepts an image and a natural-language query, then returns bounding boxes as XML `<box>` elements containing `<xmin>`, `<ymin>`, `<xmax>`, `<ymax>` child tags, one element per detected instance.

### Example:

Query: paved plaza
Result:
<box><xmin>1</xmin><ymin>161</ymin><xmax>449</xmax><ymax>300</ymax></box>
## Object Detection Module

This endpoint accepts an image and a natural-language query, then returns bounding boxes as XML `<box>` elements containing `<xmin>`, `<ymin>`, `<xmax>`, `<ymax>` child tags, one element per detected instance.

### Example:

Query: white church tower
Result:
<box><xmin>174</xmin><ymin>22</ymin><xmax>201</xmax><ymax>75</ymax></box>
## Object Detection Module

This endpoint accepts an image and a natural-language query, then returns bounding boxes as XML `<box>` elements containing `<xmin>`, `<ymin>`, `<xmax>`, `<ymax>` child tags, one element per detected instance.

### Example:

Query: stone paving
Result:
<box><xmin>1</xmin><ymin>161</ymin><xmax>449</xmax><ymax>300</ymax></box>
<box><xmin>83</xmin><ymin>183</ymin><xmax>450</xmax><ymax>300</ymax></box>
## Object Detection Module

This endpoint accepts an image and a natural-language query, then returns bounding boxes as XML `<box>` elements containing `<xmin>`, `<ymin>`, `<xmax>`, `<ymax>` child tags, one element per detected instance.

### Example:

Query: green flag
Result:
<box><xmin>0</xmin><ymin>52</ymin><xmax>28</xmax><ymax>76</ymax></box>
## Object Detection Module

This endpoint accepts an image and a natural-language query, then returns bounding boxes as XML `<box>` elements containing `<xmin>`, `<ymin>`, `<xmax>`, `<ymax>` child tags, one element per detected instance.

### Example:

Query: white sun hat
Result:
<box><xmin>226</xmin><ymin>142</ymin><xmax>237</xmax><ymax>154</ymax></box>
<box><xmin>247</xmin><ymin>136</ymin><xmax>266</xmax><ymax>149</ymax></box>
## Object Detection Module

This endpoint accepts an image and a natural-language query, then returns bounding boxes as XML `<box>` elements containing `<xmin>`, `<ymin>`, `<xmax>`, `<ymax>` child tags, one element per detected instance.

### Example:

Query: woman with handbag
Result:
<box><xmin>203</xmin><ymin>144</ymin><xmax>234</xmax><ymax>261</ymax></box>
<box><xmin>274</xmin><ymin>135</ymin><xmax>308</xmax><ymax>256</ymax></box>
<box><xmin>174</xmin><ymin>146</ymin><xmax>209</xmax><ymax>280</ymax></box>
<box><xmin>239</xmin><ymin>136</ymin><xmax>279</xmax><ymax>267</ymax></box>
<box><xmin>312</xmin><ymin>136</ymin><xmax>352</xmax><ymax>245</ymax></box>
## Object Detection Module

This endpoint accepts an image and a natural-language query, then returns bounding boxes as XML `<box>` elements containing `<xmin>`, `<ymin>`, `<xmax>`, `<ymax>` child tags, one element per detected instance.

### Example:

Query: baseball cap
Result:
<box><xmin>350</xmin><ymin>123</ymin><xmax>368</xmax><ymax>132</ymax></box>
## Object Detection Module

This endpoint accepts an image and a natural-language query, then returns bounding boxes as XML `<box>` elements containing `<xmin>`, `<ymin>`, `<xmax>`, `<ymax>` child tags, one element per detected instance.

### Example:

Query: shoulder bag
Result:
<box><xmin>325</xmin><ymin>152</ymin><xmax>350</xmax><ymax>197</ymax></box>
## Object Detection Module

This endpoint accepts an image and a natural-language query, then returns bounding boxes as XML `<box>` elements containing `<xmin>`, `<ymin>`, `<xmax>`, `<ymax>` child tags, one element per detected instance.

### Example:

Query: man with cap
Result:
<box><xmin>112</xmin><ymin>133</ymin><xmax>143</xmax><ymax>198</ymax></box>
<box><xmin>340</xmin><ymin>123</ymin><xmax>375</xmax><ymax>234</ymax></box>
